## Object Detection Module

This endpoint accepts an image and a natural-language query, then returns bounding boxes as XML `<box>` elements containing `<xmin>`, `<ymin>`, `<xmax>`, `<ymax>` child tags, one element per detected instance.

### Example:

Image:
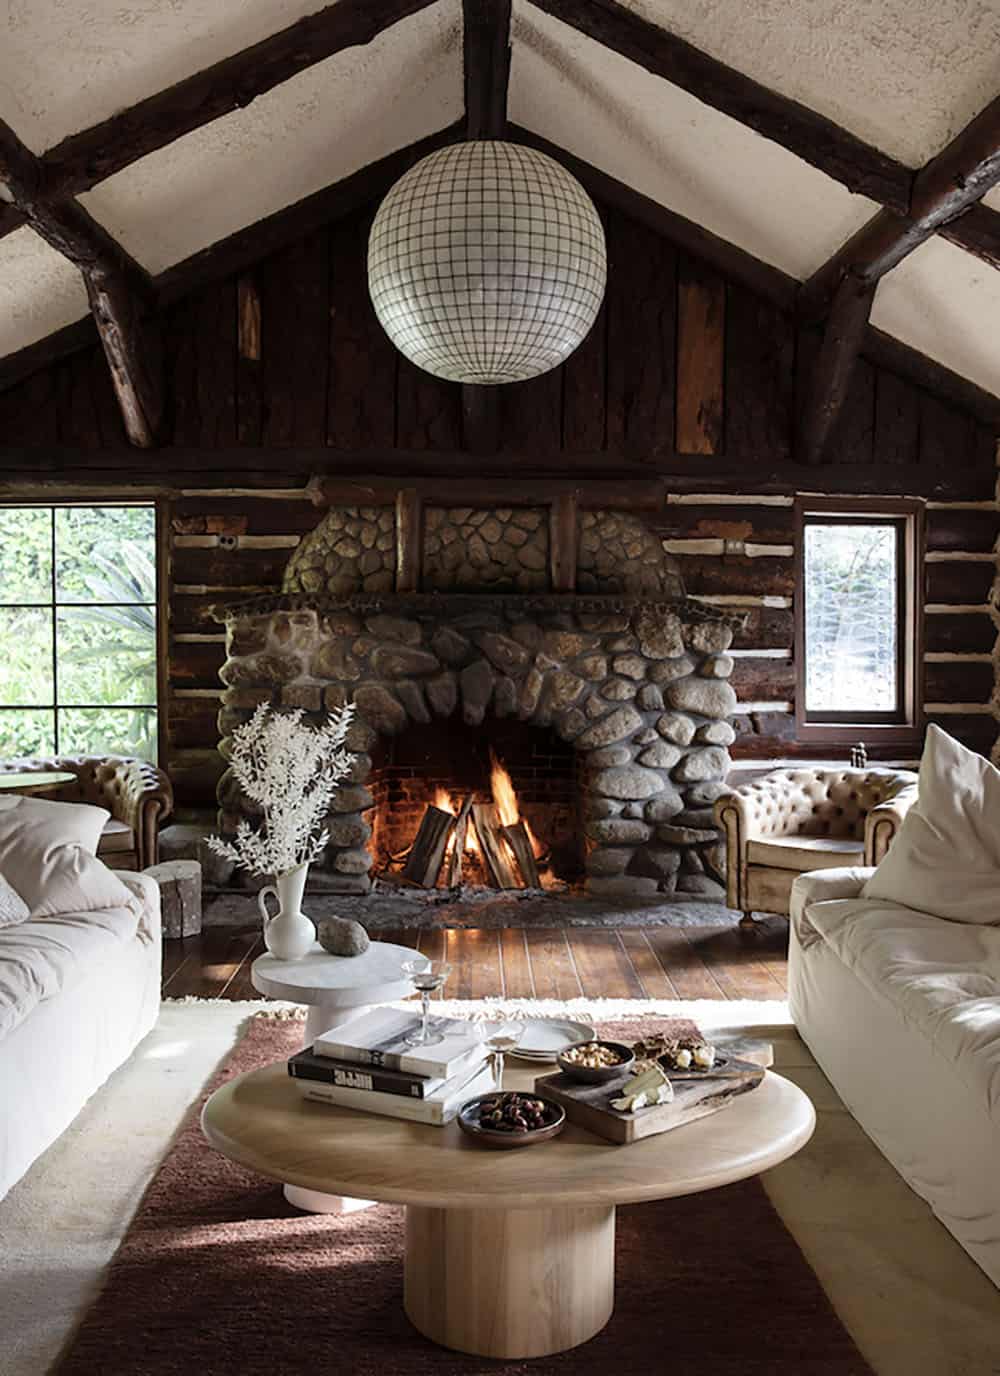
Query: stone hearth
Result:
<box><xmin>212</xmin><ymin>501</ymin><xmax>744</xmax><ymax>899</ymax></box>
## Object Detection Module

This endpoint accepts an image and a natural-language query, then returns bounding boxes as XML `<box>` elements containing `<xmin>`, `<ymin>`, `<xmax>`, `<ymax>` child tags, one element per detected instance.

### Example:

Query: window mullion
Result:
<box><xmin>50</xmin><ymin>507</ymin><xmax>59</xmax><ymax>756</ymax></box>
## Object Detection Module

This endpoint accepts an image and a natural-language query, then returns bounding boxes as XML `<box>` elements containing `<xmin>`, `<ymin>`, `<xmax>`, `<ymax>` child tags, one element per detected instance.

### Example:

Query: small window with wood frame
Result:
<box><xmin>794</xmin><ymin>497</ymin><xmax>924</xmax><ymax>746</ymax></box>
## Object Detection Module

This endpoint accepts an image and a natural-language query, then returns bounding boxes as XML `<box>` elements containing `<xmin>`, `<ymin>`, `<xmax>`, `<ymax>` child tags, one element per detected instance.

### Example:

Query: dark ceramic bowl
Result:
<box><xmin>556</xmin><ymin>1040</ymin><xmax>635</xmax><ymax>1084</ymax></box>
<box><xmin>457</xmin><ymin>1092</ymin><xmax>565</xmax><ymax>1149</ymax></box>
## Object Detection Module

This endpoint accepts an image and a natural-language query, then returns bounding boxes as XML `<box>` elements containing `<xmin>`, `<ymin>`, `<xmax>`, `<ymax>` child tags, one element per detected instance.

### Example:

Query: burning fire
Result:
<box><xmin>490</xmin><ymin>750</ymin><xmax>541</xmax><ymax>858</ymax></box>
<box><xmin>433</xmin><ymin>787</ymin><xmax>480</xmax><ymax>854</ymax></box>
<box><xmin>489</xmin><ymin>749</ymin><xmax>519</xmax><ymax>827</ymax></box>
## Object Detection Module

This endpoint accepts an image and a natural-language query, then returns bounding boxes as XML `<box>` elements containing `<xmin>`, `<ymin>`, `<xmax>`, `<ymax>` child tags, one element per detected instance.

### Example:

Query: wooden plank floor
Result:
<box><xmin>162</xmin><ymin>918</ymin><xmax>789</xmax><ymax>1003</ymax></box>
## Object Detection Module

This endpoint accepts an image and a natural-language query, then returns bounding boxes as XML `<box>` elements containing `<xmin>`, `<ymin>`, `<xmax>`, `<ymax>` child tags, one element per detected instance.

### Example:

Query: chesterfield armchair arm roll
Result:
<box><xmin>714</xmin><ymin>766</ymin><xmax>917</xmax><ymax>927</ymax></box>
<box><xmin>0</xmin><ymin>756</ymin><xmax>173</xmax><ymax>870</ymax></box>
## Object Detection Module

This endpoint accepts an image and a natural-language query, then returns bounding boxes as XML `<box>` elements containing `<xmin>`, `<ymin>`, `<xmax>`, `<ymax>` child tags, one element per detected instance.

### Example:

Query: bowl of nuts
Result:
<box><xmin>458</xmin><ymin>1091</ymin><xmax>566</xmax><ymax>1148</ymax></box>
<box><xmin>556</xmin><ymin>1039</ymin><xmax>635</xmax><ymax>1084</ymax></box>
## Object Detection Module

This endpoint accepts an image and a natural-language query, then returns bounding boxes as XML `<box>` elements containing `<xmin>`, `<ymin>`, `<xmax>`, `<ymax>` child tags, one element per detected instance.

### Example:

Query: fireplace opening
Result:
<box><xmin>369</xmin><ymin>717</ymin><xmax>584</xmax><ymax>891</ymax></box>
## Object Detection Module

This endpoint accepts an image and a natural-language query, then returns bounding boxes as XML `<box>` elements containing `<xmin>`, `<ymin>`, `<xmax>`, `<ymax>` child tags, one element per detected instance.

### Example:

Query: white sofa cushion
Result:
<box><xmin>0</xmin><ymin>796</ymin><xmax>133</xmax><ymax>918</ymax></box>
<box><xmin>0</xmin><ymin>903</ymin><xmax>140</xmax><ymax>1040</ymax></box>
<box><xmin>863</xmin><ymin>725</ymin><xmax>1000</xmax><ymax>926</ymax></box>
<box><xmin>801</xmin><ymin>895</ymin><xmax>1000</xmax><ymax>1120</ymax></box>
<box><xmin>0</xmin><ymin>873</ymin><xmax>29</xmax><ymax>929</ymax></box>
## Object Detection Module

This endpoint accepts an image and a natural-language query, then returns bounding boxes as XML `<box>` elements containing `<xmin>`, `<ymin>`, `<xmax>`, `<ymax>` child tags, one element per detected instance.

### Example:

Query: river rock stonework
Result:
<box><xmin>213</xmin><ymin>593</ymin><xmax>742</xmax><ymax>899</ymax></box>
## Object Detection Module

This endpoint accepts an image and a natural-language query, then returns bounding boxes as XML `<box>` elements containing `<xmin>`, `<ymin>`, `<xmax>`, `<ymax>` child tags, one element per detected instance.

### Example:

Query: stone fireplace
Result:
<box><xmin>213</xmin><ymin>494</ymin><xmax>742</xmax><ymax>900</ymax></box>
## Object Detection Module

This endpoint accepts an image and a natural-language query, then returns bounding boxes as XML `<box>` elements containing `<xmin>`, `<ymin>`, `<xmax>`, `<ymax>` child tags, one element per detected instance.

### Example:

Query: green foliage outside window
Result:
<box><xmin>0</xmin><ymin>505</ymin><xmax>158</xmax><ymax>761</ymax></box>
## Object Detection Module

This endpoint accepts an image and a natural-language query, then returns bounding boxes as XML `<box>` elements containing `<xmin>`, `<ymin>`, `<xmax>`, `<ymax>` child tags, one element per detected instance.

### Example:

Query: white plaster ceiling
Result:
<box><xmin>872</xmin><ymin>235</ymin><xmax>1000</xmax><ymax>398</ymax></box>
<box><xmin>79</xmin><ymin>4</ymin><xmax>463</xmax><ymax>275</ymax></box>
<box><xmin>0</xmin><ymin>229</ymin><xmax>90</xmax><ymax>360</ymax></box>
<box><xmin>510</xmin><ymin>3</ymin><xmax>879</xmax><ymax>280</ymax></box>
<box><xmin>618</xmin><ymin>0</ymin><xmax>1000</xmax><ymax>169</ymax></box>
<box><xmin>1</xmin><ymin>0</ymin><xmax>1000</xmax><ymax>401</ymax></box>
<box><xmin>0</xmin><ymin>0</ymin><xmax>345</xmax><ymax>153</ymax></box>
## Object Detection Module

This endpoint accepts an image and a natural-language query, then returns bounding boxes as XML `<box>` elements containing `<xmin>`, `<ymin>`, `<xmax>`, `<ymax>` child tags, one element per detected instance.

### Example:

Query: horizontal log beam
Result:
<box><xmin>528</xmin><ymin>0</ymin><xmax>911</xmax><ymax>213</ymax></box>
<box><xmin>0</xmin><ymin>450</ymin><xmax>993</xmax><ymax>500</ymax></box>
<box><xmin>28</xmin><ymin>0</ymin><xmax>441</xmax><ymax>207</ymax></box>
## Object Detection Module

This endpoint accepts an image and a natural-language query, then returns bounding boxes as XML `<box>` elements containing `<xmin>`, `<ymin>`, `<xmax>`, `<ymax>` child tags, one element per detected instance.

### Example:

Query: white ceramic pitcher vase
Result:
<box><xmin>258</xmin><ymin>863</ymin><xmax>316</xmax><ymax>960</ymax></box>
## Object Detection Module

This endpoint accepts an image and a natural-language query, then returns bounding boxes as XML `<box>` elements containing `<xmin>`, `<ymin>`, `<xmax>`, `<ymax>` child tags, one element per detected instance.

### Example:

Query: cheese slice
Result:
<box><xmin>611</xmin><ymin>1064</ymin><xmax>673</xmax><ymax>1112</ymax></box>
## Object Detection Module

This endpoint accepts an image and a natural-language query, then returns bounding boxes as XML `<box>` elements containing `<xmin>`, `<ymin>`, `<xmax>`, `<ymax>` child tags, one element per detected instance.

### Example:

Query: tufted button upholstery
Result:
<box><xmin>714</xmin><ymin>766</ymin><xmax>918</xmax><ymax>919</ymax></box>
<box><xmin>0</xmin><ymin>755</ymin><xmax>173</xmax><ymax>870</ymax></box>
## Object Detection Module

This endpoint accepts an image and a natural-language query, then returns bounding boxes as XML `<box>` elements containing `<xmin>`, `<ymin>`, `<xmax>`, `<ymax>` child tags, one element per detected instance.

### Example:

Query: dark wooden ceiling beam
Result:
<box><xmin>527</xmin><ymin>0</ymin><xmax>911</xmax><ymax>212</ymax></box>
<box><xmin>464</xmin><ymin>0</ymin><xmax>512</xmax><ymax>140</ymax></box>
<box><xmin>798</xmin><ymin>275</ymin><xmax>876</xmax><ymax>464</ymax></box>
<box><xmin>939</xmin><ymin>201</ymin><xmax>1000</xmax><ymax>270</ymax></box>
<box><xmin>801</xmin><ymin>93</ymin><xmax>1000</xmax><ymax>321</ymax></box>
<box><xmin>34</xmin><ymin>0</ymin><xmax>439</xmax><ymax>206</ymax></box>
<box><xmin>0</xmin><ymin>117</ymin><xmax>162</xmax><ymax>446</ymax></box>
<box><xmin>0</xmin><ymin>448</ymin><xmax>991</xmax><ymax>500</ymax></box>
<box><xmin>460</xmin><ymin>0</ymin><xmax>512</xmax><ymax>455</ymax></box>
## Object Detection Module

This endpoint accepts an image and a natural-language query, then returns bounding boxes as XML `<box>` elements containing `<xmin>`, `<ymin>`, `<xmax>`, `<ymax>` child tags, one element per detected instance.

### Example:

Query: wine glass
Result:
<box><xmin>402</xmin><ymin>959</ymin><xmax>451</xmax><ymax>1046</ymax></box>
<box><xmin>477</xmin><ymin>1019</ymin><xmax>525</xmax><ymax>1089</ymax></box>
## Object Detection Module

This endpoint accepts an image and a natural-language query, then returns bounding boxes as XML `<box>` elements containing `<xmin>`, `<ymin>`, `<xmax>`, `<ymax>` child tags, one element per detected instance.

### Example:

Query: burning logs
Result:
<box><xmin>393</xmin><ymin>756</ymin><xmax>545</xmax><ymax>892</ymax></box>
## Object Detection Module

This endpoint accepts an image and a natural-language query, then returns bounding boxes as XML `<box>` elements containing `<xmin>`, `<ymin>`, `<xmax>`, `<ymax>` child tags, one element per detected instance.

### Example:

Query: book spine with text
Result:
<box><xmin>316</xmin><ymin>1039</ymin><xmax>483</xmax><ymax>1081</ymax></box>
<box><xmin>288</xmin><ymin>1054</ymin><xmax>438</xmax><ymax>1100</ymax></box>
<box><xmin>296</xmin><ymin>1061</ymin><xmax>494</xmax><ymax>1126</ymax></box>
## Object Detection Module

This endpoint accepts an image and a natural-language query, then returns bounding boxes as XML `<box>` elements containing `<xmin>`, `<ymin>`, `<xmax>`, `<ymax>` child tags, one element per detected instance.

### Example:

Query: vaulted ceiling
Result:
<box><xmin>3</xmin><ymin>0</ymin><xmax>1000</xmax><ymax>424</ymax></box>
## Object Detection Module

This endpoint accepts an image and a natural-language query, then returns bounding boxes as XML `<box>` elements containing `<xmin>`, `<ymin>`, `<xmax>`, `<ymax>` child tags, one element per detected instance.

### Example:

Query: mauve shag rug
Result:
<box><xmin>53</xmin><ymin>1016</ymin><xmax>871</xmax><ymax>1376</ymax></box>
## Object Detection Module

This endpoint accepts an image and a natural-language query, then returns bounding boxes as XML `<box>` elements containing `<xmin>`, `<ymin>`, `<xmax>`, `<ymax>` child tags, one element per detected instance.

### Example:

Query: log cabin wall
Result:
<box><xmin>0</xmin><ymin>199</ymin><xmax>997</xmax><ymax>807</ymax></box>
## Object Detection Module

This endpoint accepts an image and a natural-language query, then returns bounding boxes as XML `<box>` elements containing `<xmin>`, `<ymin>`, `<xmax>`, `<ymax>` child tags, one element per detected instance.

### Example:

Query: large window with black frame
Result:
<box><xmin>795</xmin><ymin>497</ymin><xmax>923</xmax><ymax>747</ymax></box>
<box><xmin>0</xmin><ymin>504</ymin><xmax>158</xmax><ymax>761</ymax></box>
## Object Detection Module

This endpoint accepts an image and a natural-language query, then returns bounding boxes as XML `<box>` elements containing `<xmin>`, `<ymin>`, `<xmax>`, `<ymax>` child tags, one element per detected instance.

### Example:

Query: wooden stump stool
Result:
<box><xmin>146</xmin><ymin>859</ymin><xmax>202</xmax><ymax>939</ymax></box>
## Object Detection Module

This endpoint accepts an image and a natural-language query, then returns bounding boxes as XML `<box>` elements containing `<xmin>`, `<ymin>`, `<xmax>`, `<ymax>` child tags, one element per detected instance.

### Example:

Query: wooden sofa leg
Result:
<box><xmin>739</xmin><ymin>911</ymin><xmax>757</xmax><ymax>930</ymax></box>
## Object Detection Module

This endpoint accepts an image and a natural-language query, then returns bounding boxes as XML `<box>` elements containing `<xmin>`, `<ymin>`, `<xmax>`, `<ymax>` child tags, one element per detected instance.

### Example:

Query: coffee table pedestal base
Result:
<box><xmin>404</xmin><ymin>1203</ymin><xmax>615</xmax><ymax>1359</ymax></box>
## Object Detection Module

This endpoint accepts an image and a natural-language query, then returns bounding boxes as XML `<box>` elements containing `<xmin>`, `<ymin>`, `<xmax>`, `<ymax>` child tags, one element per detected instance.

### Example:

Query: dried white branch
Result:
<box><xmin>207</xmin><ymin>701</ymin><xmax>357</xmax><ymax>876</ymax></box>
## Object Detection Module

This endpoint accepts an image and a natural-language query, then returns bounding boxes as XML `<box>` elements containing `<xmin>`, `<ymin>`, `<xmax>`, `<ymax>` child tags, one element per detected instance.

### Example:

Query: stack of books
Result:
<box><xmin>287</xmin><ymin>1007</ymin><xmax>494</xmax><ymax>1125</ymax></box>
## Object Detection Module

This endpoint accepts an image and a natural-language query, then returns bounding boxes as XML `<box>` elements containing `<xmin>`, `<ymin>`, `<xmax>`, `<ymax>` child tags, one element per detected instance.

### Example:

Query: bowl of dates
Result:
<box><xmin>556</xmin><ymin>1039</ymin><xmax>635</xmax><ymax>1084</ymax></box>
<box><xmin>458</xmin><ymin>1091</ymin><xmax>565</xmax><ymax>1148</ymax></box>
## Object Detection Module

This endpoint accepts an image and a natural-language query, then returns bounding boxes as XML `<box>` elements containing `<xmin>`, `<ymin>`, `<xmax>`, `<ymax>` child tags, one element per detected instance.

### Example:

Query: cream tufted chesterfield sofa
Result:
<box><xmin>0</xmin><ymin>756</ymin><xmax>173</xmax><ymax>870</ymax></box>
<box><xmin>714</xmin><ymin>767</ymin><xmax>918</xmax><ymax>926</ymax></box>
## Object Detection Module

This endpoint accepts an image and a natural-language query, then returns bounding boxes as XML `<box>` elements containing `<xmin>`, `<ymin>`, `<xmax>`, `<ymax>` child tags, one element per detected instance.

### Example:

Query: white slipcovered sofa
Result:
<box><xmin>0</xmin><ymin>796</ymin><xmax>161</xmax><ymax>1200</ymax></box>
<box><xmin>789</xmin><ymin>726</ymin><xmax>1000</xmax><ymax>1288</ymax></box>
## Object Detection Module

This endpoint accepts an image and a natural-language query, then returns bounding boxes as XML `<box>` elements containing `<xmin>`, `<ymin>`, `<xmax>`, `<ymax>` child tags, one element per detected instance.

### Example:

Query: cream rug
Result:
<box><xmin>0</xmin><ymin>999</ymin><xmax>996</xmax><ymax>1376</ymax></box>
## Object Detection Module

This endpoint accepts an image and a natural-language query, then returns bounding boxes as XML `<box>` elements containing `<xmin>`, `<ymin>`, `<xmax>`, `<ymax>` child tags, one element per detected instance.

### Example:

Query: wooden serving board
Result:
<box><xmin>534</xmin><ymin>1052</ymin><xmax>766</xmax><ymax>1146</ymax></box>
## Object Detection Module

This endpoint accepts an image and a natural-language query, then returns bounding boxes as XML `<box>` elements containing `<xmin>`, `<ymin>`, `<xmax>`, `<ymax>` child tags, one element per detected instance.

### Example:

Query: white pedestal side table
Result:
<box><xmin>251</xmin><ymin>938</ymin><xmax>427</xmax><ymax>1214</ymax></box>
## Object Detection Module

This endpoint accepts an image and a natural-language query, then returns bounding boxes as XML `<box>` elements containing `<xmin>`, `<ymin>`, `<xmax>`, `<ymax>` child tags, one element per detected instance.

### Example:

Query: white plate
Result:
<box><xmin>510</xmin><ymin>1018</ymin><xmax>595</xmax><ymax>1061</ymax></box>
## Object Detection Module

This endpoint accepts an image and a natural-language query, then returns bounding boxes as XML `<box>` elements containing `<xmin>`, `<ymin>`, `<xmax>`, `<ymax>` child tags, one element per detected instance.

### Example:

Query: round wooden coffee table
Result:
<box><xmin>202</xmin><ymin>1058</ymin><xmax>814</xmax><ymax>1360</ymax></box>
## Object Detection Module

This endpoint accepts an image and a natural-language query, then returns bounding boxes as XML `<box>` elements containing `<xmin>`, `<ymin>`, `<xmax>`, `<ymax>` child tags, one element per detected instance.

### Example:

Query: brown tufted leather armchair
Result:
<box><xmin>0</xmin><ymin>755</ymin><xmax>173</xmax><ymax>870</ymax></box>
<box><xmin>714</xmin><ymin>767</ymin><xmax>918</xmax><ymax>927</ymax></box>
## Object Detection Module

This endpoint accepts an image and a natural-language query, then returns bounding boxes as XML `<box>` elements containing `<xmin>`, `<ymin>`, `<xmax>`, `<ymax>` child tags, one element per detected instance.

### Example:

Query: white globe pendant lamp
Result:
<box><xmin>367</xmin><ymin>140</ymin><xmax>607</xmax><ymax>385</ymax></box>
